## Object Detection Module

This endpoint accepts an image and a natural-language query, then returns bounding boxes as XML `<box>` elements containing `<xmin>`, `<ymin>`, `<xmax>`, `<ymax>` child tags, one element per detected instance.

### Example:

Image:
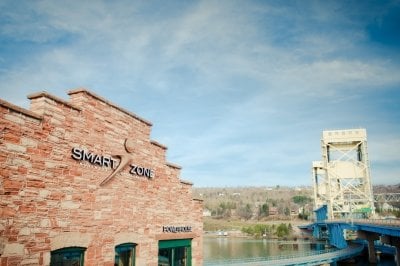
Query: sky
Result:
<box><xmin>1</xmin><ymin>0</ymin><xmax>399</xmax><ymax>187</ymax></box>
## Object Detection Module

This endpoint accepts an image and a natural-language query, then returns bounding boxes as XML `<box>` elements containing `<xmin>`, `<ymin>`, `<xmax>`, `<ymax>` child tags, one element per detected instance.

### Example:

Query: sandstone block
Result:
<box><xmin>3</xmin><ymin>243</ymin><xmax>25</xmax><ymax>256</ymax></box>
<box><xmin>5</xmin><ymin>143</ymin><xmax>26</xmax><ymax>153</ymax></box>
<box><xmin>60</xmin><ymin>201</ymin><xmax>80</xmax><ymax>209</ymax></box>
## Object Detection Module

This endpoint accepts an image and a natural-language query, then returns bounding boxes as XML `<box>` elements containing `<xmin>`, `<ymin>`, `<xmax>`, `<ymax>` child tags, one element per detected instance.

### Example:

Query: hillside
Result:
<box><xmin>194</xmin><ymin>184</ymin><xmax>400</xmax><ymax>221</ymax></box>
<box><xmin>193</xmin><ymin>186</ymin><xmax>314</xmax><ymax>221</ymax></box>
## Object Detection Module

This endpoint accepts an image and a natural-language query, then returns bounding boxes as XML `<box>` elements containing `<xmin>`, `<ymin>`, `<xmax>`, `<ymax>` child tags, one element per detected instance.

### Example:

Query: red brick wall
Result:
<box><xmin>0</xmin><ymin>89</ymin><xmax>203</xmax><ymax>265</ymax></box>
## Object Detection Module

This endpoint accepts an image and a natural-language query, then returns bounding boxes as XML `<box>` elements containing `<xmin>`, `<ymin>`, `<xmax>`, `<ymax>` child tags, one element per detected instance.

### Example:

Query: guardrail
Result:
<box><xmin>328</xmin><ymin>218</ymin><xmax>400</xmax><ymax>227</ymax></box>
<box><xmin>204</xmin><ymin>248</ymin><xmax>335</xmax><ymax>265</ymax></box>
<box><xmin>204</xmin><ymin>244</ymin><xmax>364</xmax><ymax>266</ymax></box>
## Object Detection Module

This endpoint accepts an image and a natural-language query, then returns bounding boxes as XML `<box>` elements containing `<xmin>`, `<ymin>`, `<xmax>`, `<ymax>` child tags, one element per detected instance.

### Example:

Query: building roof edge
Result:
<box><xmin>27</xmin><ymin>91</ymin><xmax>81</xmax><ymax>111</ymax></box>
<box><xmin>68</xmin><ymin>88</ymin><xmax>152</xmax><ymax>126</ymax></box>
<box><xmin>166</xmin><ymin>162</ymin><xmax>182</xmax><ymax>170</ymax></box>
<box><xmin>150</xmin><ymin>140</ymin><xmax>168</xmax><ymax>150</ymax></box>
<box><xmin>0</xmin><ymin>98</ymin><xmax>43</xmax><ymax>121</ymax></box>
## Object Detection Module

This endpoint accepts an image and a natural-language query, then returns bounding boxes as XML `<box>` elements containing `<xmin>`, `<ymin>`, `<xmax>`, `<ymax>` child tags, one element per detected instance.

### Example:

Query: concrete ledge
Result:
<box><xmin>166</xmin><ymin>162</ymin><xmax>182</xmax><ymax>170</ymax></box>
<box><xmin>0</xmin><ymin>98</ymin><xmax>42</xmax><ymax>121</ymax></box>
<box><xmin>150</xmin><ymin>140</ymin><xmax>167</xmax><ymax>150</ymax></box>
<box><xmin>180</xmin><ymin>179</ymin><xmax>193</xmax><ymax>186</ymax></box>
<box><xmin>28</xmin><ymin>91</ymin><xmax>81</xmax><ymax>111</ymax></box>
<box><xmin>68</xmin><ymin>88</ymin><xmax>152</xmax><ymax>126</ymax></box>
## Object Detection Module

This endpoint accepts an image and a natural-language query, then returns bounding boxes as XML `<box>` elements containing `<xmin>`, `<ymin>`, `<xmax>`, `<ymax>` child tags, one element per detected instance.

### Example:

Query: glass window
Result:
<box><xmin>158</xmin><ymin>248</ymin><xmax>172</xmax><ymax>266</ymax></box>
<box><xmin>158</xmin><ymin>239</ymin><xmax>191</xmax><ymax>266</ymax></box>
<box><xmin>174</xmin><ymin>246</ymin><xmax>188</xmax><ymax>266</ymax></box>
<box><xmin>50</xmin><ymin>247</ymin><xmax>86</xmax><ymax>266</ymax></box>
<box><xmin>115</xmin><ymin>243</ymin><xmax>136</xmax><ymax>266</ymax></box>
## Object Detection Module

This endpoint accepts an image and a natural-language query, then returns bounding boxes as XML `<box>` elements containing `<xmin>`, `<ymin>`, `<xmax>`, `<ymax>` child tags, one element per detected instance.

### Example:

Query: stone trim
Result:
<box><xmin>0</xmin><ymin>98</ymin><xmax>42</xmax><ymax>121</ymax></box>
<box><xmin>68</xmin><ymin>88</ymin><xmax>152</xmax><ymax>126</ymax></box>
<box><xmin>166</xmin><ymin>162</ymin><xmax>182</xmax><ymax>170</ymax></box>
<box><xmin>50</xmin><ymin>232</ymin><xmax>92</xmax><ymax>250</ymax></box>
<box><xmin>155</xmin><ymin>233</ymin><xmax>197</xmax><ymax>240</ymax></box>
<box><xmin>180</xmin><ymin>179</ymin><xmax>193</xmax><ymax>186</ymax></box>
<box><xmin>27</xmin><ymin>91</ymin><xmax>81</xmax><ymax>111</ymax></box>
<box><xmin>114</xmin><ymin>232</ymin><xmax>148</xmax><ymax>246</ymax></box>
<box><xmin>150</xmin><ymin>140</ymin><xmax>167</xmax><ymax>150</ymax></box>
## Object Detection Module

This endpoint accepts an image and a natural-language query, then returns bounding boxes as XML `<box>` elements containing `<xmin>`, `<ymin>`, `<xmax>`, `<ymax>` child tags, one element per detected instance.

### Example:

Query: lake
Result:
<box><xmin>203</xmin><ymin>236</ymin><xmax>396</xmax><ymax>265</ymax></box>
<box><xmin>203</xmin><ymin>236</ymin><xmax>324</xmax><ymax>262</ymax></box>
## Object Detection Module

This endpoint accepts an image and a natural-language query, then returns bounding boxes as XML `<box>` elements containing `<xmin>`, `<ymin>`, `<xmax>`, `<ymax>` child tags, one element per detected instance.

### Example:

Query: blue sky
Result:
<box><xmin>1</xmin><ymin>0</ymin><xmax>399</xmax><ymax>187</ymax></box>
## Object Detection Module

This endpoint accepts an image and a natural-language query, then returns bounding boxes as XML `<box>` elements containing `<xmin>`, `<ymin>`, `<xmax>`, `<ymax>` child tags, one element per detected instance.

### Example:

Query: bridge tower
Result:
<box><xmin>312</xmin><ymin>129</ymin><xmax>375</xmax><ymax>220</ymax></box>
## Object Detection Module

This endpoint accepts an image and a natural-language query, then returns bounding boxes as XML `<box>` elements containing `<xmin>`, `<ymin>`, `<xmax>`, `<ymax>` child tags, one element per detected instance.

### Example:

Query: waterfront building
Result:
<box><xmin>0</xmin><ymin>89</ymin><xmax>203</xmax><ymax>265</ymax></box>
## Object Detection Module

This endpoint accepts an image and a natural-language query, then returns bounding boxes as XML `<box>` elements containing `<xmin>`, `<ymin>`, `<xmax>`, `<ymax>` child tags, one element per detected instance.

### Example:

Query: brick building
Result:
<box><xmin>0</xmin><ymin>89</ymin><xmax>203</xmax><ymax>265</ymax></box>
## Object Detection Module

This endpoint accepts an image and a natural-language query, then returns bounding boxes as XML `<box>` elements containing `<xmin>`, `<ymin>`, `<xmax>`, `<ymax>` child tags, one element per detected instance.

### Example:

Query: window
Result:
<box><xmin>158</xmin><ymin>239</ymin><xmax>191</xmax><ymax>266</ymax></box>
<box><xmin>115</xmin><ymin>243</ymin><xmax>136</xmax><ymax>266</ymax></box>
<box><xmin>50</xmin><ymin>247</ymin><xmax>86</xmax><ymax>266</ymax></box>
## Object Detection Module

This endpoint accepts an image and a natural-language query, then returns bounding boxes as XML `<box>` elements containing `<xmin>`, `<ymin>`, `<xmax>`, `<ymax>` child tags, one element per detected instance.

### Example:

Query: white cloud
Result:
<box><xmin>1</xmin><ymin>0</ymin><xmax>399</xmax><ymax>187</ymax></box>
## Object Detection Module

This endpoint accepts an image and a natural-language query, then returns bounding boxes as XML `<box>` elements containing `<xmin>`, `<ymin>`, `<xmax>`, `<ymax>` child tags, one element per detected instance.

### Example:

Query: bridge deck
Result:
<box><xmin>327</xmin><ymin>219</ymin><xmax>400</xmax><ymax>237</ymax></box>
<box><xmin>331</xmin><ymin>218</ymin><xmax>400</xmax><ymax>227</ymax></box>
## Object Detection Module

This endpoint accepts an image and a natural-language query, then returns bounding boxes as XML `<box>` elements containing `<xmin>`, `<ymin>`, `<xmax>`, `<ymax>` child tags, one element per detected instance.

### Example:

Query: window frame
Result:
<box><xmin>158</xmin><ymin>239</ymin><xmax>192</xmax><ymax>266</ymax></box>
<box><xmin>115</xmin><ymin>242</ymin><xmax>137</xmax><ymax>266</ymax></box>
<box><xmin>50</xmin><ymin>246</ymin><xmax>86</xmax><ymax>266</ymax></box>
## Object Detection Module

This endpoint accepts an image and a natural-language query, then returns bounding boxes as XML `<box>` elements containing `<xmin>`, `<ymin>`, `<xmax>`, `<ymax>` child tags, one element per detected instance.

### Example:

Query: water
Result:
<box><xmin>203</xmin><ymin>236</ymin><xmax>396</xmax><ymax>265</ymax></box>
<box><xmin>203</xmin><ymin>236</ymin><xmax>323</xmax><ymax>261</ymax></box>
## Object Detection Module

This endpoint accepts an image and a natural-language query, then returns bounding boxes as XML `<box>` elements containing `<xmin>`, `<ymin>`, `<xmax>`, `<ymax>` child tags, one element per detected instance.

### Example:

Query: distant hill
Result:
<box><xmin>373</xmin><ymin>184</ymin><xmax>400</xmax><ymax>194</ymax></box>
<box><xmin>193</xmin><ymin>186</ymin><xmax>314</xmax><ymax>220</ymax></box>
<box><xmin>194</xmin><ymin>184</ymin><xmax>400</xmax><ymax>220</ymax></box>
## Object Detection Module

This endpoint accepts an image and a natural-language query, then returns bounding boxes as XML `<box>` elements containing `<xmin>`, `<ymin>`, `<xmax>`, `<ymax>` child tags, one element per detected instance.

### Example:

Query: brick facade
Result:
<box><xmin>0</xmin><ymin>89</ymin><xmax>203</xmax><ymax>265</ymax></box>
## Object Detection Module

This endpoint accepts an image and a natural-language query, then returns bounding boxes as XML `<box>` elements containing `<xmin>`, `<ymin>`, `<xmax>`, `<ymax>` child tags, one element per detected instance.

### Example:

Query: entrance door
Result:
<box><xmin>158</xmin><ymin>239</ymin><xmax>191</xmax><ymax>266</ymax></box>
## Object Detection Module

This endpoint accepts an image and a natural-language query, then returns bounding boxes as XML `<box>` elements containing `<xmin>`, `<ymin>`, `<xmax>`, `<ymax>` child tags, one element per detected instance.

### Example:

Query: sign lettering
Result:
<box><xmin>162</xmin><ymin>226</ymin><xmax>192</xmax><ymax>233</ymax></box>
<box><xmin>71</xmin><ymin>147</ymin><xmax>155</xmax><ymax>179</ymax></box>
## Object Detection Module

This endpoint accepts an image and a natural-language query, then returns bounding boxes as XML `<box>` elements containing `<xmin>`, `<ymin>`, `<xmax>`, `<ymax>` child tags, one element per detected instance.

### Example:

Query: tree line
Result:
<box><xmin>242</xmin><ymin>223</ymin><xmax>294</xmax><ymax>238</ymax></box>
<box><xmin>196</xmin><ymin>187</ymin><xmax>313</xmax><ymax>221</ymax></box>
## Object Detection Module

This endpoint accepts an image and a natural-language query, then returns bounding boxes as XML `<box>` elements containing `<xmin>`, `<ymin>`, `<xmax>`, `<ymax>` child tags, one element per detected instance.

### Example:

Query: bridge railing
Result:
<box><xmin>329</xmin><ymin>218</ymin><xmax>400</xmax><ymax>227</ymax></box>
<box><xmin>204</xmin><ymin>244</ymin><xmax>364</xmax><ymax>265</ymax></box>
<box><xmin>374</xmin><ymin>193</ymin><xmax>400</xmax><ymax>202</ymax></box>
<box><xmin>203</xmin><ymin>248</ymin><xmax>336</xmax><ymax>265</ymax></box>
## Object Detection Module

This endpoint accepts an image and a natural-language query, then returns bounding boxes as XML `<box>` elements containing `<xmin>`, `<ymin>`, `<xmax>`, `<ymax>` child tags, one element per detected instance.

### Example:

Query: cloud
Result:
<box><xmin>0</xmin><ymin>0</ymin><xmax>399</xmax><ymax>187</ymax></box>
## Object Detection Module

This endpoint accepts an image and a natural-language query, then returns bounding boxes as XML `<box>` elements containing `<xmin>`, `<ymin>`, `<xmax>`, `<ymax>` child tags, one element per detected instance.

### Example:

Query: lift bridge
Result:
<box><xmin>205</xmin><ymin>129</ymin><xmax>400</xmax><ymax>265</ymax></box>
<box><xmin>312</xmin><ymin>129</ymin><xmax>376</xmax><ymax>220</ymax></box>
<box><xmin>312</xmin><ymin>128</ymin><xmax>399</xmax><ymax>219</ymax></box>
<box><xmin>309</xmin><ymin>129</ymin><xmax>400</xmax><ymax>265</ymax></box>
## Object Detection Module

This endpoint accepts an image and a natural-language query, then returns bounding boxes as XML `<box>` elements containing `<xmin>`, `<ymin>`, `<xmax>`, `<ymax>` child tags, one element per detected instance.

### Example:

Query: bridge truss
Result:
<box><xmin>312</xmin><ymin>129</ymin><xmax>375</xmax><ymax>220</ymax></box>
<box><xmin>374</xmin><ymin>193</ymin><xmax>400</xmax><ymax>203</ymax></box>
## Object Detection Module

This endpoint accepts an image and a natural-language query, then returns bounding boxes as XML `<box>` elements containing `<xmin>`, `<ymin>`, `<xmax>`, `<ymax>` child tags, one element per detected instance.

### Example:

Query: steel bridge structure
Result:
<box><xmin>375</xmin><ymin>193</ymin><xmax>400</xmax><ymax>203</ymax></box>
<box><xmin>205</xmin><ymin>129</ymin><xmax>400</xmax><ymax>265</ymax></box>
<box><xmin>312</xmin><ymin>129</ymin><xmax>376</xmax><ymax>220</ymax></box>
<box><xmin>309</xmin><ymin>129</ymin><xmax>400</xmax><ymax>265</ymax></box>
<box><xmin>310</xmin><ymin>205</ymin><xmax>400</xmax><ymax>265</ymax></box>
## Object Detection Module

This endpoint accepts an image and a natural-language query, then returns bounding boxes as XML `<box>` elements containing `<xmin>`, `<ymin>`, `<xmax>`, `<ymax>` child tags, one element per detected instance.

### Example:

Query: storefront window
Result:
<box><xmin>50</xmin><ymin>247</ymin><xmax>86</xmax><ymax>266</ymax></box>
<box><xmin>115</xmin><ymin>243</ymin><xmax>136</xmax><ymax>266</ymax></box>
<box><xmin>158</xmin><ymin>239</ymin><xmax>191</xmax><ymax>266</ymax></box>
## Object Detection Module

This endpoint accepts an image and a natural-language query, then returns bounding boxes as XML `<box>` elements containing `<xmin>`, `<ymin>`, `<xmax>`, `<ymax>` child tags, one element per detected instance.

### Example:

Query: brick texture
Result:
<box><xmin>0</xmin><ymin>89</ymin><xmax>203</xmax><ymax>265</ymax></box>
